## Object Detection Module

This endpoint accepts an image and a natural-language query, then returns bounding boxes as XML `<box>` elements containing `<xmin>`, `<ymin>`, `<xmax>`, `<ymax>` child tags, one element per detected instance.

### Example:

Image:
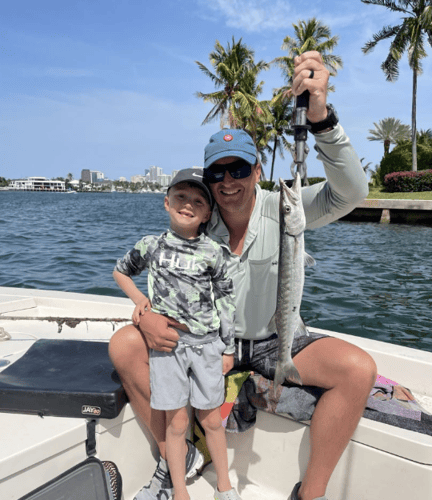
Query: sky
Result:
<box><xmin>1</xmin><ymin>0</ymin><xmax>431</xmax><ymax>183</ymax></box>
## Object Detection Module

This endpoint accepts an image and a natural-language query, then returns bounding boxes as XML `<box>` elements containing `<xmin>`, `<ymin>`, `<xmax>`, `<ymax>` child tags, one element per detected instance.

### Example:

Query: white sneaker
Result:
<box><xmin>214</xmin><ymin>487</ymin><xmax>242</xmax><ymax>500</ymax></box>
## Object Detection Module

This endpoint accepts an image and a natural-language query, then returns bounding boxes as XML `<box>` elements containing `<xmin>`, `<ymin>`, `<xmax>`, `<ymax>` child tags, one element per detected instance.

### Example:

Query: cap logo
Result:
<box><xmin>223</xmin><ymin>134</ymin><xmax>233</xmax><ymax>142</ymax></box>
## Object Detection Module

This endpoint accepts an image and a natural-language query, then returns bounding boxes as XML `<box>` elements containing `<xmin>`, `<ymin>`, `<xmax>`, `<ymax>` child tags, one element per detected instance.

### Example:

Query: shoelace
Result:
<box><xmin>151</xmin><ymin>464</ymin><xmax>172</xmax><ymax>489</ymax></box>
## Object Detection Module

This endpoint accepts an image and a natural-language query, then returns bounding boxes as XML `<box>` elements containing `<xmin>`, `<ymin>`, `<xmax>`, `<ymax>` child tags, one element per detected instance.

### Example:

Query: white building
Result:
<box><xmin>157</xmin><ymin>174</ymin><xmax>171</xmax><ymax>188</ymax></box>
<box><xmin>149</xmin><ymin>166</ymin><xmax>162</xmax><ymax>182</ymax></box>
<box><xmin>9</xmin><ymin>177</ymin><xmax>65</xmax><ymax>192</ymax></box>
<box><xmin>131</xmin><ymin>174</ymin><xmax>148</xmax><ymax>184</ymax></box>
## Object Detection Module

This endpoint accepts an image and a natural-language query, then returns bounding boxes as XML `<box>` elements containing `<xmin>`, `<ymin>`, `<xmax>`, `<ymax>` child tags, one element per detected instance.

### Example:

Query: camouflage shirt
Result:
<box><xmin>115</xmin><ymin>229</ymin><xmax>236</xmax><ymax>354</ymax></box>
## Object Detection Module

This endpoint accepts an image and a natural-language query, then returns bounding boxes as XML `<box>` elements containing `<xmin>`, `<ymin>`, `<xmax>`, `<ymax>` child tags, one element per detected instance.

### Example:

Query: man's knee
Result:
<box><xmin>109</xmin><ymin>324</ymin><xmax>148</xmax><ymax>371</ymax></box>
<box><xmin>343</xmin><ymin>349</ymin><xmax>377</xmax><ymax>391</ymax></box>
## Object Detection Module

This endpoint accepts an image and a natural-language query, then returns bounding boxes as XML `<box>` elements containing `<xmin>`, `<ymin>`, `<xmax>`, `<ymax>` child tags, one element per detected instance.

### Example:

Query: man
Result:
<box><xmin>109</xmin><ymin>52</ymin><xmax>377</xmax><ymax>500</ymax></box>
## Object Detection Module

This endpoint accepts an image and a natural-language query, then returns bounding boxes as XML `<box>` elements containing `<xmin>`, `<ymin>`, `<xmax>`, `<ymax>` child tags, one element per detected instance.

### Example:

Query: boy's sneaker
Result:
<box><xmin>185</xmin><ymin>439</ymin><xmax>204</xmax><ymax>479</ymax></box>
<box><xmin>134</xmin><ymin>441</ymin><xmax>203</xmax><ymax>500</ymax></box>
<box><xmin>134</xmin><ymin>457</ymin><xmax>173</xmax><ymax>500</ymax></box>
<box><xmin>214</xmin><ymin>487</ymin><xmax>242</xmax><ymax>500</ymax></box>
<box><xmin>289</xmin><ymin>482</ymin><xmax>328</xmax><ymax>500</ymax></box>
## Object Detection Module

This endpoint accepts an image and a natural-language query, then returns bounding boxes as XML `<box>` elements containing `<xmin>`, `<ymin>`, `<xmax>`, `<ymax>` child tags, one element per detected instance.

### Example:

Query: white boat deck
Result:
<box><xmin>1</xmin><ymin>287</ymin><xmax>432</xmax><ymax>500</ymax></box>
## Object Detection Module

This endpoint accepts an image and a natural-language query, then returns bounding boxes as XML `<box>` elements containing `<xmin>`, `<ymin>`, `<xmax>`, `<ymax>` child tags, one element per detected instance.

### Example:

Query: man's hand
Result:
<box><xmin>222</xmin><ymin>354</ymin><xmax>234</xmax><ymax>375</ymax></box>
<box><xmin>139</xmin><ymin>311</ymin><xmax>180</xmax><ymax>352</ymax></box>
<box><xmin>292</xmin><ymin>51</ymin><xmax>329</xmax><ymax>123</ymax></box>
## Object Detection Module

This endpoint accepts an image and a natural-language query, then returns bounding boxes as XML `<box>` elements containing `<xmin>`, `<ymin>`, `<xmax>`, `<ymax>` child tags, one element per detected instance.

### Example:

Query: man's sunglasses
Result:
<box><xmin>204</xmin><ymin>159</ymin><xmax>253</xmax><ymax>184</ymax></box>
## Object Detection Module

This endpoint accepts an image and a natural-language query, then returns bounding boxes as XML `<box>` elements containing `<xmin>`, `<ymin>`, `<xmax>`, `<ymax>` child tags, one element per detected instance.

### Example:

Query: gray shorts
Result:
<box><xmin>149</xmin><ymin>333</ymin><xmax>226</xmax><ymax>411</ymax></box>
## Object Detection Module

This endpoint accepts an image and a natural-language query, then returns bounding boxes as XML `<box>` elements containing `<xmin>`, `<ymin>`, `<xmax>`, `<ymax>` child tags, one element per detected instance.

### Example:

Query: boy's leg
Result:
<box><xmin>166</xmin><ymin>407</ymin><xmax>190</xmax><ymax>500</ymax></box>
<box><xmin>198</xmin><ymin>407</ymin><xmax>231</xmax><ymax>493</ymax></box>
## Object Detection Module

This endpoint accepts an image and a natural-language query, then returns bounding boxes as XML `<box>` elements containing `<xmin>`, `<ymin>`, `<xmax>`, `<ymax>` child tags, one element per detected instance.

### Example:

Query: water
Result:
<box><xmin>1</xmin><ymin>191</ymin><xmax>431</xmax><ymax>353</ymax></box>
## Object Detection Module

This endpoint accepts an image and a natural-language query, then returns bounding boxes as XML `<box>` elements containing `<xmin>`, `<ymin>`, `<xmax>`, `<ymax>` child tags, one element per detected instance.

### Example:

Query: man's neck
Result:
<box><xmin>218</xmin><ymin>196</ymin><xmax>256</xmax><ymax>256</ymax></box>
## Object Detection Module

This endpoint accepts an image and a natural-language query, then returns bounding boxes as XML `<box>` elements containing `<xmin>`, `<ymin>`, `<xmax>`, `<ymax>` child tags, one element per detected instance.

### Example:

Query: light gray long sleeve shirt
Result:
<box><xmin>206</xmin><ymin>124</ymin><xmax>368</xmax><ymax>340</ymax></box>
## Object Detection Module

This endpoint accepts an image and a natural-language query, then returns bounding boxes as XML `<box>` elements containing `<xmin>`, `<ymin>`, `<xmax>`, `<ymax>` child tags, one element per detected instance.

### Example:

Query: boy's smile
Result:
<box><xmin>165</xmin><ymin>183</ymin><xmax>211</xmax><ymax>239</ymax></box>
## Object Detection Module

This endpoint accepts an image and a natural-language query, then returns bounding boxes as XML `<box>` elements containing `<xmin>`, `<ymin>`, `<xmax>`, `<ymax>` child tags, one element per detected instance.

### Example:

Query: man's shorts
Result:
<box><xmin>149</xmin><ymin>336</ymin><xmax>226</xmax><ymax>411</ymax></box>
<box><xmin>233</xmin><ymin>330</ymin><xmax>329</xmax><ymax>380</ymax></box>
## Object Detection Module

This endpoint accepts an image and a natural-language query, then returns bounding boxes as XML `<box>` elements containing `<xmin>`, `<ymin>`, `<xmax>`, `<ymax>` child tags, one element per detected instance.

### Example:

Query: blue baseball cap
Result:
<box><xmin>204</xmin><ymin>129</ymin><xmax>257</xmax><ymax>169</ymax></box>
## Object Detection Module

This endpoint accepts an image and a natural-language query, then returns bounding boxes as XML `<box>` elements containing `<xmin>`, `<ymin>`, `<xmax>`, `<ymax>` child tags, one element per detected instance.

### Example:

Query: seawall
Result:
<box><xmin>341</xmin><ymin>199</ymin><xmax>432</xmax><ymax>225</ymax></box>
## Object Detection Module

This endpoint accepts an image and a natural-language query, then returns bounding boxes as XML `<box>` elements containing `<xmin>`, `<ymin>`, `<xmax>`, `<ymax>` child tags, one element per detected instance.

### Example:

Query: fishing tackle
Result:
<box><xmin>290</xmin><ymin>90</ymin><xmax>310</xmax><ymax>180</ymax></box>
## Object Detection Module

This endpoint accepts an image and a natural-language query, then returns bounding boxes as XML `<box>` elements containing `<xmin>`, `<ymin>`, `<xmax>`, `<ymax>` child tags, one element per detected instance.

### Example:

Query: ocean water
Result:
<box><xmin>1</xmin><ymin>191</ymin><xmax>431</xmax><ymax>353</ymax></box>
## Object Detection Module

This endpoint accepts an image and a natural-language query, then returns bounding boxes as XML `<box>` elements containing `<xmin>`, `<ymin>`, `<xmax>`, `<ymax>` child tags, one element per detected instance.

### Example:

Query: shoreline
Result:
<box><xmin>342</xmin><ymin>198</ymin><xmax>432</xmax><ymax>225</ymax></box>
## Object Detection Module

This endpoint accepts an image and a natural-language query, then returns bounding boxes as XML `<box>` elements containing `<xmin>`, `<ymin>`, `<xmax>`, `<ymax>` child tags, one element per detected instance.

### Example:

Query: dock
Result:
<box><xmin>341</xmin><ymin>199</ymin><xmax>432</xmax><ymax>225</ymax></box>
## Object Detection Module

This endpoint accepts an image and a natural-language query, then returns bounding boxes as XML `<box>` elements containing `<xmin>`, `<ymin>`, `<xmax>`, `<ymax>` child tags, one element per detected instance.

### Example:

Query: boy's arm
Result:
<box><xmin>113</xmin><ymin>269</ymin><xmax>147</xmax><ymax>305</ymax></box>
<box><xmin>113</xmin><ymin>270</ymin><xmax>150</xmax><ymax>325</ymax></box>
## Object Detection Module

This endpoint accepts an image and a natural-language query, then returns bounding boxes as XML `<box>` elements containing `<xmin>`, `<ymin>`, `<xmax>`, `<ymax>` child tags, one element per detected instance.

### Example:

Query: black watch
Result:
<box><xmin>307</xmin><ymin>104</ymin><xmax>338</xmax><ymax>134</ymax></box>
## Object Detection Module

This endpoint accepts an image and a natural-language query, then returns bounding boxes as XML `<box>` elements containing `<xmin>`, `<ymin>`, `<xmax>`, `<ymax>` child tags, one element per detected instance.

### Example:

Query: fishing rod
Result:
<box><xmin>290</xmin><ymin>89</ymin><xmax>310</xmax><ymax>180</ymax></box>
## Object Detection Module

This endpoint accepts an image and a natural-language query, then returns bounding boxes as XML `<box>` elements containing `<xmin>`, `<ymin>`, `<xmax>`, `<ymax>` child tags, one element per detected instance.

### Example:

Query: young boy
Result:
<box><xmin>113</xmin><ymin>168</ymin><xmax>241</xmax><ymax>500</ymax></box>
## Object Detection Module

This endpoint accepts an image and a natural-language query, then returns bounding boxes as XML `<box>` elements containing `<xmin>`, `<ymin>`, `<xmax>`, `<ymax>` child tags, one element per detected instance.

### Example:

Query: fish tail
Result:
<box><xmin>273</xmin><ymin>360</ymin><xmax>303</xmax><ymax>393</ymax></box>
<box><xmin>285</xmin><ymin>361</ymin><xmax>303</xmax><ymax>386</ymax></box>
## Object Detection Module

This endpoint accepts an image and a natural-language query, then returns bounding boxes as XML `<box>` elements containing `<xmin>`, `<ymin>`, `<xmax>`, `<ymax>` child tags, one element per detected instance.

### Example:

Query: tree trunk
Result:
<box><xmin>412</xmin><ymin>68</ymin><xmax>417</xmax><ymax>171</ymax></box>
<box><xmin>270</xmin><ymin>138</ymin><xmax>277</xmax><ymax>181</ymax></box>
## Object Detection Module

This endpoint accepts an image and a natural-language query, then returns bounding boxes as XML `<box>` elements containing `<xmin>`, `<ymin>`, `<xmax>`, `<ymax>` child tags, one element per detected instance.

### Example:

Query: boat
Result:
<box><xmin>0</xmin><ymin>286</ymin><xmax>431</xmax><ymax>500</ymax></box>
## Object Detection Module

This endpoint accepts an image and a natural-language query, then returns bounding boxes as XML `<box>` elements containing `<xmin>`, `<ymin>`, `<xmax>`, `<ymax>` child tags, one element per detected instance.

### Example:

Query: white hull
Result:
<box><xmin>1</xmin><ymin>287</ymin><xmax>431</xmax><ymax>500</ymax></box>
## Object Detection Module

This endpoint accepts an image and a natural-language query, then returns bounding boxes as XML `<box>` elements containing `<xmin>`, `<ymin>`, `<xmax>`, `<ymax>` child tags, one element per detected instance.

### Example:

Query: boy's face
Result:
<box><xmin>164</xmin><ymin>182</ymin><xmax>211</xmax><ymax>238</ymax></box>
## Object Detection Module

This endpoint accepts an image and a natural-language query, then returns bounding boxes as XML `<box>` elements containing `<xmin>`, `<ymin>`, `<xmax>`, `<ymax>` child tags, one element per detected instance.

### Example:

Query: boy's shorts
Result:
<box><xmin>149</xmin><ymin>336</ymin><xmax>226</xmax><ymax>411</ymax></box>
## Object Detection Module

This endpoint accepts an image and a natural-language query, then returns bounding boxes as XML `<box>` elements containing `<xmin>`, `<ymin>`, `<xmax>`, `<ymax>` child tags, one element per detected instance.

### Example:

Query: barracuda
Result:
<box><xmin>274</xmin><ymin>173</ymin><xmax>315</xmax><ymax>389</ymax></box>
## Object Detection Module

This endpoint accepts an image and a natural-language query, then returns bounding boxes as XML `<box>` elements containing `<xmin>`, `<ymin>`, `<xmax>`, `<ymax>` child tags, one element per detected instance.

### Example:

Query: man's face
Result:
<box><xmin>208</xmin><ymin>156</ymin><xmax>261</xmax><ymax>216</ymax></box>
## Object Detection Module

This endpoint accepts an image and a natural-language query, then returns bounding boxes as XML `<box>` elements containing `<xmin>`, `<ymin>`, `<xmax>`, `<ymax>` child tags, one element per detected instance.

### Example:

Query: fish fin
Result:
<box><xmin>304</xmin><ymin>252</ymin><xmax>316</xmax><ymax>267</ymax></box>
<box><xmin>297</xmin><ymin>318</ymin><xmax>309</xmax><ymax>337</ymax></box>
<box><xmin>274</xmin><ymin>360</ymin><xmax>303</xmax><ymax>389</ymax></box>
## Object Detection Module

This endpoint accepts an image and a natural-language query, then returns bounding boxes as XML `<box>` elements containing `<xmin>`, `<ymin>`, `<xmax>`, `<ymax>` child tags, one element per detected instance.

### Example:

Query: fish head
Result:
<box><xmin>279</xmin><ymin>174</ymin><xmax>305</xmax><ymax>236</ymax></box>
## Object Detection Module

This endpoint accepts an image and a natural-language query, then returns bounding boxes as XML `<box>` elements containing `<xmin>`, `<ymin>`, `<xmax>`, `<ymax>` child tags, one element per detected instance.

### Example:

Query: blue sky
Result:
<box><xmin>1</xmin><ymin>0</ymin><xmax>431</xmax><ymax>182</ymax></box>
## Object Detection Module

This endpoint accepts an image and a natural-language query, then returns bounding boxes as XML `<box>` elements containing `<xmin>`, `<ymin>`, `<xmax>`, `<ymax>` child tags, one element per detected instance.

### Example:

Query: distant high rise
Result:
<box><xmin>149</xmin><ymin>166</ymin><xmax>162</xmax><ymax>182</ymax></box>
<box><xmin>81</xmin><ymin>169</ymin><xmax>105</xmax><ymax>183</ymax></box>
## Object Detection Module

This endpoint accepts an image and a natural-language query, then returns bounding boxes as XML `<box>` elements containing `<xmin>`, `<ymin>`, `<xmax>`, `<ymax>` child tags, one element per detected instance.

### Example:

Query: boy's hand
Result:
<box><xmin>222</xmin><ymin>354</ymin><xmax>234</xmax><ymax>375</ymax></box>
<box><xmin>132</xmin><ymin>297</ymin><xmax>151</xmax><ymax>325</ymax></box>
<box><xmin>139</xmin><ymin>311</ymin><xmax>180</xmax><ymax>352</ymax></box>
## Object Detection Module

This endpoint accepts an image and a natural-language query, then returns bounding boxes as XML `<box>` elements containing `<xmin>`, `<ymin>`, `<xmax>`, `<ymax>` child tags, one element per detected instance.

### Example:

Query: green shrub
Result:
<box><xmin>307</xmin><ymin>177</ymin><xmax>326</xmax><ymax>185</ymax></box>
<box><xmin>383</xmin><ymin>170</ymin><xmax>432</xmax><ymax>192</ymax></box>
<box><xmin>379</xmin><ymin>141</ymin><xmax>432</xmax><ymax>184</ymax></box>
<box><xmin>259</xmin><ymin>180</ymin><xmax>276</xmax><ymax>191</ymax></box>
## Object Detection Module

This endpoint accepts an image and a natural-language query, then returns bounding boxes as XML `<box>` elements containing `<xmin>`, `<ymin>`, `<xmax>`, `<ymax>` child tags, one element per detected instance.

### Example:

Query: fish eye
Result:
<box><xmin>284</xmin><ymin>206</ymin><xmax>291</xmax><ymax>213</ymax></box>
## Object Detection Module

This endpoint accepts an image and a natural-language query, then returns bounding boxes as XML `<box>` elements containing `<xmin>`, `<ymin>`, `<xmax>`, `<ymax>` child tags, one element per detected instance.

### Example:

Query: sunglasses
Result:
<box><xmin>205</xmin><ymin>159</ymin><xmax>253</xmax><ymax>184</ymax></box>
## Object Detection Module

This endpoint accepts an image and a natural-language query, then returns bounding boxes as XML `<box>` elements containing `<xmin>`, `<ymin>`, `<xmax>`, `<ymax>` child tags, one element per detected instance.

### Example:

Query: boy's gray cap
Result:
<box><xmin>168</xmin><ymin>168</ymin><xmax>212</xmax><ymax>204</ymax></box>
<box><xmin>204</xmin><ymin>129</ymin><xmax>257</xmax><ymax>169</ymax></box>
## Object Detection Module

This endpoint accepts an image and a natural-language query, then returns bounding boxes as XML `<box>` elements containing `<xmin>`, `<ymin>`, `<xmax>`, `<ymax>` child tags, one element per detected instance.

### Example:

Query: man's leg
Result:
<box><xmin>293</xmin><ymin>338</ymin><xmax>377</xmax><ymax>500</ymax></box>
<box><xmin>109</xmin><ymin>324</ymin><xmax>167</xmax><ymax>457</ymax></box>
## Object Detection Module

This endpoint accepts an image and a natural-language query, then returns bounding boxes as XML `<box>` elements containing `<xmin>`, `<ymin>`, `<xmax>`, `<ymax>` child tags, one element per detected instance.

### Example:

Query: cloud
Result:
<box><xmin>199</xmin><ymin>0</ymin><xmax>307</xmax><ymax>33</ymax></box>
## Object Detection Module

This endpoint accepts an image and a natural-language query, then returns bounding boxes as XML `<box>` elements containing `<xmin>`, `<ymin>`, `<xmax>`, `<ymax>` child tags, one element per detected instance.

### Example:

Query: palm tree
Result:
<box><xmin>274</xmin><ymin>18</ymin><xmax>343</xmax><ymax>96</ymax></box>
<box><xmin>264</xmin><ymin>98</ymin><xmax>294</xmax><ymax>182</ymax></box>
<box><xmin>367</xmin><ymin>117</ymin><xmax>411</xmax><ymax>156</ymax></box>
<box><xmin>361</xmin><ymin>0</ymin><xmax>432</xmax><ymax>171</ymax></box>
<box><xmin>195</xmin><ymin>37</ymin><xmax>270</xmax><ymax>133</ymax></box>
